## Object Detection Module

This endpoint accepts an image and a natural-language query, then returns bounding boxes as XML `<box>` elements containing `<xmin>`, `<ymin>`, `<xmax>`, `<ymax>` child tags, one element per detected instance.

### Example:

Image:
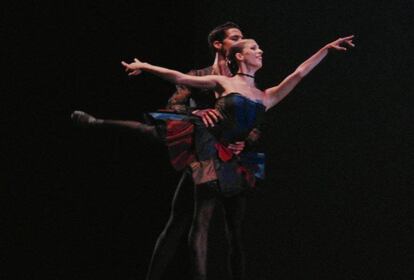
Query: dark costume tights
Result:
<box><xmin>189</xmin><ymin>183</ymin><xmax>246</xmax><ymax>280</ymax></box>
<box><xmin>72</xmin><ymin>112</ymin><xmax>246</xmax><ymax>280</ymax></box>
<box><xmin>145</xmin><ymin>171</ymin><xmax>194</xmax><ymax>280</ymax></box>
<box><xmin>101</xmin><ymin>119</ymin><xmax>159</xmax><ymax>140</ymax></box>
<box><xmin>145</xmin><ymin>179</ymin><xmax>246</xmax><ymax>280</ymax></box>
<box><xmin>99</xmin><ymin>120</ymin><xmax>247</xmax><ymax>280</ymax></box>
<box><xmin>70</xmin><ymin>111</ymin><xmax>159</xmax><ymax>140</ymax></box>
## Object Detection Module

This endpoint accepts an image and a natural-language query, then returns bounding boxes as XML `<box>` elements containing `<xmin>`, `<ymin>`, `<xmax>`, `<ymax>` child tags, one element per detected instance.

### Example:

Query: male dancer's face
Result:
<box><xmin>220</xmin><ymin>28</ymin><xmax>244</xmax><ymax>55</ymax></box>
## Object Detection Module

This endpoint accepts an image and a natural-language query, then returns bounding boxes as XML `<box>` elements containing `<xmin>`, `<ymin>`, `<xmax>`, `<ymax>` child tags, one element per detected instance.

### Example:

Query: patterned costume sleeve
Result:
<box><xmin>165</xmin><ymin>70</ymin><xmax>197</xmax><ymax>114</ymax></box>
<box><xmin>165</xmin><ymin>66</ymin><xmax>215</xmax><ymax>114</ymax></box>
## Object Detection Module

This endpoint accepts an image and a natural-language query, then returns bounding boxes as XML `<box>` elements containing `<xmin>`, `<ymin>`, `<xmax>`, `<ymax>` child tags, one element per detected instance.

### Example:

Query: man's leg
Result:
<box><xmin>145</xmin><ymin>170</ymin><xmax>194</xmax><ymax>280</ymax></box>
<box><xmin>188</xmin><ymin>183</ymin><xmax>217</xmax><ymax>280</ymax></box>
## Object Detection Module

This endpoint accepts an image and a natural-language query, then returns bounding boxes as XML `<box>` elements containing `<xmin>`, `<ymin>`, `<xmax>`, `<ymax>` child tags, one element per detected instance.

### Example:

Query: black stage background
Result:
<box><xmin>4</xmin><ymin>1</ymin><xmax>412</xmax><ymax>279</ymax></box>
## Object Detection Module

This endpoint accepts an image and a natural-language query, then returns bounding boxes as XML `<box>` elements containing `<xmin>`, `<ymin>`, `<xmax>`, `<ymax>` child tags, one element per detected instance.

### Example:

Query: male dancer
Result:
<box><xmin>72</xmin><ymin>22</ymin><xmax>259</xmax><ymax>279</ymax></box>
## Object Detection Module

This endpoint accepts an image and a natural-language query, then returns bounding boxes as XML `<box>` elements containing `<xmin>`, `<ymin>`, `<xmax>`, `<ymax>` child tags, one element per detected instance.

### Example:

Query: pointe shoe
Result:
<box><xmin>71</xmin><ymin>110</ymin><xmax>99</xmax><ymax>126</ymax></box>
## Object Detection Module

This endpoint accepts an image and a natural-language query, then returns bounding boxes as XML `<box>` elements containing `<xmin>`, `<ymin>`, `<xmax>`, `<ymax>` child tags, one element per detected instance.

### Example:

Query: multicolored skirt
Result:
<box><xmin>146</xmin><ymin>111</ymin><xmax>265</xmax><ymax>196</ymax></box>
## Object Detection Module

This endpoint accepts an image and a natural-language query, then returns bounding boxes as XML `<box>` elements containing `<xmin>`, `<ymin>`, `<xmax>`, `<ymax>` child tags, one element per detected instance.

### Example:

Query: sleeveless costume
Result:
<box><xmin>145</xmin><ymin>66</ymin><xmax>264</xmax><ymax>280</ymax></box>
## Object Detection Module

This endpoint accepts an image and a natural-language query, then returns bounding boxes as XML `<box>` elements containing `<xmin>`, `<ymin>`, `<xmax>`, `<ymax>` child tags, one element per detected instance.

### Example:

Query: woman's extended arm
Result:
<box><xmin>121</xmin><ymin>58</ymin><xmax>222</xmax><ymax>89</ymax></box>
<box><xmin>263</xmin><ymin>35</ymin><xmax>355</xmax><ymax>110</ymax></box>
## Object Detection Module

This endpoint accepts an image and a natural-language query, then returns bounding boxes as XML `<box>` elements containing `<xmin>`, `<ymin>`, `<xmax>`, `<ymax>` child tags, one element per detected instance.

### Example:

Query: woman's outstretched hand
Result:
<box><xmin>325</xmin><ymin>35</ymin><xmax>355</xmax><ymax>51</ymax></box>
<box><xmin>121</xmin><ymin>58</ymin><xmax>145</xmax><ymax>76</ymax></box>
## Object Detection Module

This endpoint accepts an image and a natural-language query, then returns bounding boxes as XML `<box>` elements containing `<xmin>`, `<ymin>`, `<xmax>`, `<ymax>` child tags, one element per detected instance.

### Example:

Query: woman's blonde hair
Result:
<box><xmin>226</xmin><ymin>39</ymin><xmax>254</xmax><ymax>75</ymax></box>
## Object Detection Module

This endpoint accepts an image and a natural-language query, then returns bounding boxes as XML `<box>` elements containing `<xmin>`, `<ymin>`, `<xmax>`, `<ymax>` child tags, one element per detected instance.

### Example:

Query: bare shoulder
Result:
<box><xmin>253</xmin><ymin>88</ymin><xmax>264</xmax><ymax>96</ymax></box>
<box><xmin>214</xmin><ymin>75</ymin><xmax>231</xmax><ymax>82</ymax></box>
<box><xmin>209</xmin><ymin>75</ymin><xmax>232</xmax><ymax>88</ymax></box>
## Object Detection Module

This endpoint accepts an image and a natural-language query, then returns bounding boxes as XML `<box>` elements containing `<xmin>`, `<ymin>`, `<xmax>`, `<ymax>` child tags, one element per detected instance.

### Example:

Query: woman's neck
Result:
<box><xmin>236</xmin><ymin>72</ymin><xmax>255</xmax><ymax>79</ymax></box>
<box><xmin>234</xmin><ymin>71</ymin><xmax>256</xmax><ymax>87</ymax></box>
<box><xmin>236</xmin><ymin>64</ymin><xmax>256</xmax><ymax>84</ymax></box>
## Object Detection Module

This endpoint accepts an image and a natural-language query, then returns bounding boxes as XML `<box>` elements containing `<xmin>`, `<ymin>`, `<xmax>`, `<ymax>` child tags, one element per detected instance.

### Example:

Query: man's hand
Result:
<box><xmin>227</xmin><ymin>141</ymin><xmax>245</xmax><ymax>155</ymax></box>
<box><xmin>192</xmin><ymin>108</ymin><xmax>223</xmax><ymax>127</ymax></box>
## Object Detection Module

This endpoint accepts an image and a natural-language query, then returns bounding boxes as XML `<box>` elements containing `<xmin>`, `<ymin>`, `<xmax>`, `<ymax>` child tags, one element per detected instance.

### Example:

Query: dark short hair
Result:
<box><xmin>207</xmin><ymin>22</ymin><xmax>241</xmax><ymax>51</ymax></box>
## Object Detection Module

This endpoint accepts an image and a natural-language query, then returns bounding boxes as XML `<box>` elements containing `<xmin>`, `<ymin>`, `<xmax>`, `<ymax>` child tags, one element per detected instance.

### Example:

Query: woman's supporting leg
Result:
<box><xmin>222</xmin><ymin>194</ymin><xmax>246</xmax><ymax>280</ymax></box>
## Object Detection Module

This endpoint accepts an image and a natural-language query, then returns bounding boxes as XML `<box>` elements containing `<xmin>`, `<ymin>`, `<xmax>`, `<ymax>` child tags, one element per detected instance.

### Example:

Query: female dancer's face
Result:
<box><xmin>240</xmin><ymin>40</ymin><xmax>263</xmax><ymax>69</ymax></box>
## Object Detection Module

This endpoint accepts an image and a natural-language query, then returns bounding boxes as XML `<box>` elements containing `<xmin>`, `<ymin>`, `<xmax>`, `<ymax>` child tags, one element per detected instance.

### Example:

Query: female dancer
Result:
<box><xmin>121</xmin><ymin>35</ymin><xmax>355</xmax><ymax>280</ymax></box>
